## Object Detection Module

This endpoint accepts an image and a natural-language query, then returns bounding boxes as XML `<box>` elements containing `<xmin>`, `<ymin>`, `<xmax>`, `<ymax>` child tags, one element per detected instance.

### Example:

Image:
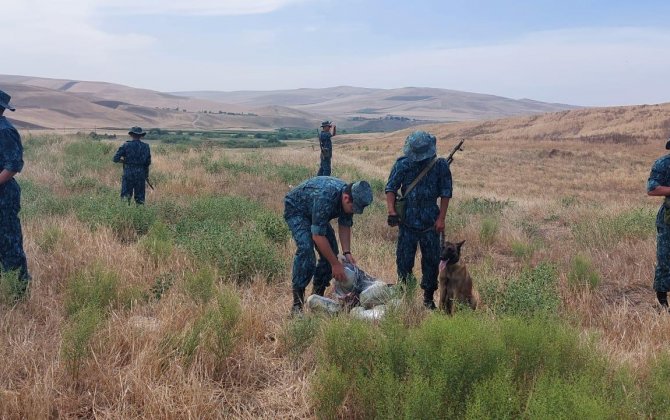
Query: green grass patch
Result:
<box><xmin>568</xmin><ymin>254</ymin><xmax>601</xmax><ymax>290</ymax></box>
<box><xmin>310</xmin><ymin>313</ymin><xmax>620</xmax><ymax>418</ymax></box>
<box><xmin>572</xmin><ymin>208</ymin><xmax>656</xmax><ymax>248</ymax></box>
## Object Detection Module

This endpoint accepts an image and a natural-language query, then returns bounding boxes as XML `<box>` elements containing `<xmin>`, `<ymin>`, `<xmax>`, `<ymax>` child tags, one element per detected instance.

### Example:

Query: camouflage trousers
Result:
<box><xmin>396</xmin><ymin>226</ymin><xmax>440</xmax><ymax>292</ymax></box>
<box><xmin>285</xmin><ymin>214</ymin><xmax>339</xmax><ymax>290</ymax></box>
<box><xmin>654</xmin><ymin>207</ymin><xmax>670</xmax><ymax>292</ymax></box>
<box><xmin>317</xmin><ymin>157</ymin><xmax>331</xmax><ymax>177</ymax></box>
<box><xmin>121</xmin><ymin>174</ymin><xmax>146</xmax><ymax>204</ymax></box>
<box><xmin>0</xmin><ymin>180</ymin><xmax>29</xmax><ymax>282</ymax></box>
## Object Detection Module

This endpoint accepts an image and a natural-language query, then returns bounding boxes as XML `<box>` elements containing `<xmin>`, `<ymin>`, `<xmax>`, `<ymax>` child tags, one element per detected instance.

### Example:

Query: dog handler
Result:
<box><xmin>284</xmin><ymin>176</ymin><xmax>373</xmax><ymax>315</ymax></box>
<box><xmin>647</xmin><ymin>137</ymin><xmax>670</xmax><ymax>309</ymax></box>
<box><xmin>385</xmin><ymin>131</ymin><xmax>452</xmax><ymax>309</ymax></box>
<box><xmin>0</xmin><ymin>89</ymin><xmax>30</xmax><ymax>296</ymax></box>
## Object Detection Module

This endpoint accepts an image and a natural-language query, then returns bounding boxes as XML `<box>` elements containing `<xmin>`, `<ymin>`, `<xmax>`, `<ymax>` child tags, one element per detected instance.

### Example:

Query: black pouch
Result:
<box><xmin>395</xmin><ymin>195</ymin><xmax>406</xmax><ymax>221</ymax></box>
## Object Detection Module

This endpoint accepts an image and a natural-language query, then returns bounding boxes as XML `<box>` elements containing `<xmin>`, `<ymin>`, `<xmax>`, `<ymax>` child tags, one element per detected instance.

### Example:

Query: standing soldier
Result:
<box><xmin>0</xmin><ymin>89</ymin><xmax>30</xmax><ymax>296</ymax></box>
<box><xmin>113</xmin><ymin>126</ymin><xmax>151</xmax><ymax>204</ymax></box>
<box><xmin>284</xmin><ymin>176</ymin><xmax>372</xmax><ymax>315</ymax></box>
<box><xmin>647</xmin><ymin>137</ymin><xmax>670</xmax><ymax>310</ymax></box>
<box><xmin>317</xmin><ymin>120</ymin><xmax>336</xmax><ymax>176</ymax></box>
<box><xmin>385</xmin><ymin>131</ymin><xmax>452</xmax><ymax>309</ymax></box>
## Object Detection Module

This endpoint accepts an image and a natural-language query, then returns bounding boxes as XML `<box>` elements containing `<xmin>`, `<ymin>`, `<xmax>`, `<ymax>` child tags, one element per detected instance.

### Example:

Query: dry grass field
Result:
<box><xmin>2</xmin><ymin>103</ymin><xmax>670</xmax><ymax>418</ymax></box>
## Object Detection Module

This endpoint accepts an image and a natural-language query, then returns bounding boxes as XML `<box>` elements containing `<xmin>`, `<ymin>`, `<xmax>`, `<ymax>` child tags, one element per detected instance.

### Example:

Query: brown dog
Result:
<box><xmin>438</xmin><ymin>240</ymin><xmax>477</xmax><ymax>314</ymax></box>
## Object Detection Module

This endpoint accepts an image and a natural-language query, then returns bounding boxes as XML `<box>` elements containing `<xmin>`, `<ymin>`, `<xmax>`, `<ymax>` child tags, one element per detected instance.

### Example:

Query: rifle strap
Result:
<box><xmin>400</xmin><ymin>157</ymin><xmax>438</xmax><ymax>199</ymax></box>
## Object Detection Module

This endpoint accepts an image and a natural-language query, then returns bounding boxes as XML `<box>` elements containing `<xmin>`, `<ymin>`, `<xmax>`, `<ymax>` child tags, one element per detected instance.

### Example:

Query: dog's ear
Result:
<box><xmin>457</xmin><ymin>240</ymin><xmax>465</xmax><ymax>250</ymax></box>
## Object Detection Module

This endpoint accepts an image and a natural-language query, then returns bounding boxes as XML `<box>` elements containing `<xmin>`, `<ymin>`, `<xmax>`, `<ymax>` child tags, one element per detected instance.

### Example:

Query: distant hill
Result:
<box><xmin>1</xmin><ymin>74</ymin><xmax>580</xmax><ymax>131</ymax></box>
<box><xmin>174</xmin><ymin>86</ymin><xmax>580</xmax><ymax>127</ymax></box>
<box><xmin>0</xmin><ymin>75</ymin><xmax>319</xmax><ymax>130</ymax></box>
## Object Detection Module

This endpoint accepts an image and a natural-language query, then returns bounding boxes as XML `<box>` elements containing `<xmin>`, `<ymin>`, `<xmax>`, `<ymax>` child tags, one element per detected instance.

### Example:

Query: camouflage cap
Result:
<box><xmin>403</xmin><ymin>131</ymin><xmax>437</xmax><ymax>162</ymax></box>
<box><xmin>321</xmin><ymin>120</ymin><xmax>332</xmax><ymax>127</ymax></box>
<box><xmin>351</xmin><ymin>180</ymin><xmax>373</xmax><ymax>214</ymax></box>
<box><xmin>666</xmin><ymin>137</ymin><xmax>670</xmax><ymax>150</ymax></box>
<box><xmin>128</xmin><ymin>126</ymin><xmax>146</xmax><ymax>136</ymax></box>
<box><xmin>0</xmin><ymin>89</ymin><xmax>16</xmax><ymax>112</ymax></box>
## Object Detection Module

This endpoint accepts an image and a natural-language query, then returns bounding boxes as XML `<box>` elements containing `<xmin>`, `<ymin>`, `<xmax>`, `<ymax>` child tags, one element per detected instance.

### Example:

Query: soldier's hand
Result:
<box><xmin>434</xmin><ymin>218</ymin><xmax>445</xmax><ymax>233</ymax></box>
<box><xmin>387</xmin><ymin>214</ymin><xmax>400</xmax><ymax>227</ymax></box>
<box><xmin>332</xmin><ymin>261</ymin><xmax>346</xmax><ymax>282</ymax></box>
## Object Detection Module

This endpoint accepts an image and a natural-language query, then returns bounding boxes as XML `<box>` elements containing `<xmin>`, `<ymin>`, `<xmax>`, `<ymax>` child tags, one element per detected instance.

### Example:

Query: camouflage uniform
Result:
<box><xmin>386</xmin><ymin>138</ymin><xmax>452</xmax><ymax>296</ymax></box>
<box><xmin>647</xmin><ymin>154</ymin><xmax>670</xmax><ymax>294</ymax></box>
<box><xmin>0</xmin><ymin>116</ymin><xmax>29</xmax><ymax>283</ymax></box>
<box><xmin>317</xmin><ymin>130</ymin><xmax>332</xmax><ymax>176</ymax></box>
<box><xmin>284</xmin><ymin>177</ymin><xmax>353</xmax><ymax>292</ymax></box>
<box><xmin>113</xmin><ymin>139</ymin><xmax>151</xmax><ymax>204</ymax></box>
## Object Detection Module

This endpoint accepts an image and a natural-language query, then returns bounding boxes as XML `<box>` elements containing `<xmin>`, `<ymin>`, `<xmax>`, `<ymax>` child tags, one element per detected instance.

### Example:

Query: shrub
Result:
<box><xmin>150</xmin><ymin>273</ymin><xmax>176</xmax><ymax>301</ymax></box>
<box><xmin>572</xmin><ymin>208</ymin><xmax>656</xmax><ymax>248</ymax></box>
<box><xmin>460</xmin><ymin>197</ymin><xmax>513</xmax><ymax>215</ymax></box>
<box><xmin>140</xmin><ymin>221</ymin><xmax>174</xmax><ymax>263</ymax></box>
<box><xmin>184</xmin><ymin>267</ymin><xmax>216</xmax><ymax>304</ymax></box>
<box><xmin>257</xmin><ymin>213</ymin><xmax>290</xmax><ymax>243</ymax></box>
<box><xmin>73</xmin><ymin>193</ymin><xmax>157</xmax><ymax>241</ymax></box>
<box><xmin>64</xmin><ymin>265</ymin><xmax>120</xmax><ymax>317</ymax></box>
<box><xmin>510</xmin><ymin>240</ymin><xmax>535</xmax><ymax>261</ymax></box>
<box><xmin>311</xmin><ymin>314</ymin><xmax>611</xmax><ymax>418</ymax></box>
<box><xmin>568</xmin><ymin>254</ymin><xmax>601</xmax><ymax>290</ymax></box>
<box><xmin>495</xmin><ymin>263</ymin><xmax>560</xmax><ymax>317</ymax></box>
<box><xmin>275</xmin><ymin>163</ymin><xmax>312</xmax><ymax>185</ymax></box>
<box><xmin>479</xmin><ymin>217</ymin><xmax>499</xmax><ymax>246</ymax></box>
<box><xmin>0</xmin><ymin>270</ymin><xmax>28</xmax><ymax>305</ymax></box>
<box><xmin>61</xmin><ymin>305</ymin><xmax>103</xmax><ymax>377</ymax></box>
<box><xmin>18</xmin><ymin>179</ymin><xmax>70</xmax><ymax>220</ymax></box>
<box><xmin>37</xmin><ymin>225</ymin><xmax>64</xmax><ymax>253</ymax></box>
<box><xmin>282</xmin><ymin>316</ymin><xmax>322</xmax><ymax>360</ymax></box>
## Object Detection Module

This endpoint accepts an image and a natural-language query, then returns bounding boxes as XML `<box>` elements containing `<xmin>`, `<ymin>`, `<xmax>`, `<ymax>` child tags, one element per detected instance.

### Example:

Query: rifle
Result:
<box><xmin>446</xmin><ymin>139</ymin><xmax>465</xmax><ymax>165</ymax></box>
<box><xmin>146</xmin><ymin>177</ymin><xmax>154</xmax><ymax>190</ymax></box>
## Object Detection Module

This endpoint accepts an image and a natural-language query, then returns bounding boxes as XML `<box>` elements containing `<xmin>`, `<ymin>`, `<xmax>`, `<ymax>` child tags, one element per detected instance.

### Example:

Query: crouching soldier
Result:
<box><xmin>0</xmin><ymin>89</ymin><xmax>30</xmax><ymax>296</ymax></box>
<box><xmin>113</xmin><ymin>126</ymin><xmax>151</xmax><ymax>204</ymax></box>
<box><xmin>284</xmin><ymin>176</ymin><xmax>373</xmax><ymax>315</ymax></box>
<box><xmin>385</xmin><ymin>131</ymin><xmax>452</xmax><ymax>309</ymax></box>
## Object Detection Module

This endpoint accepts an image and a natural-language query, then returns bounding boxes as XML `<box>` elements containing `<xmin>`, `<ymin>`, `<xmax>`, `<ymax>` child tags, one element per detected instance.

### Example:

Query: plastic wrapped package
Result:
<box><xmin>306</xmin><ymin>294</ymin><xmax>342</xmax><ymax>316</ymax></box>
<box><xmin>359</xmin><ymin>281</ymin><xmax>395</xmax><ymax>309</ymax></box>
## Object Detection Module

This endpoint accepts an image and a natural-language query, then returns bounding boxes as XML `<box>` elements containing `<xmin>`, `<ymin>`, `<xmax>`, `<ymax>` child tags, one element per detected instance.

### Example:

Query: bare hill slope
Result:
<box><xmin>175</xmin><ymin>86</ymin><xmax>579</xmax><ymax>124</ymax></box>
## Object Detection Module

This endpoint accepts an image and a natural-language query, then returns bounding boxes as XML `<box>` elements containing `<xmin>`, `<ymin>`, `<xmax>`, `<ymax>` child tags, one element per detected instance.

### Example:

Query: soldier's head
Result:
<box><xmin>0</xmin><ymin>89</ymin><xmax>16</xmax><ymax>115</ymax></box>
<box><xmin>403</xmin><ymin>131</ymin><xmax>436</xmax><ymax>162</ymax></box>
<box><xmin>321</xmin><ymin>120</ymin><xmax>332</xmax><ymax>131</ymax></box>
<box><xmin>128</xmin><ymin>126</ymin><xmax>147</xmax><ymax>140</ymax></box>
<box><xmin>342</xmin><ymin>180</ymin><xmax>373</xmax><ymax>214</ymax></box>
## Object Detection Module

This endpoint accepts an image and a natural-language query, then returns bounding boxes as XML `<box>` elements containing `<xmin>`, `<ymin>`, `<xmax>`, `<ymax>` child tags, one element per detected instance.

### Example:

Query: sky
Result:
<box><xmin>1</xmin><ymin>0</ymin><xmax>669</xmax><ymax>106</ymax></box>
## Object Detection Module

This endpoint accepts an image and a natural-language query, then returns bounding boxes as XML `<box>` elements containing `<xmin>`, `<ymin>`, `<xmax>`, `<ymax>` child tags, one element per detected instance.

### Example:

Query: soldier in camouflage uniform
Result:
<box><xmin>317</xmin><ymin>121</ymin><xmax>335</xmax><ymax>176</ymax></box>
<box><xmin>284</xmin><ymin>176</ymin><xmax>373</xmax><ymax>314</ymax></box>
<box><xmin>113</xmin><ymin>127</ymin><xmax>152</xmax><ymax>204</ymax></box>
<box><xmin>385</xmin><ymin>131</ymin><xmax>452</xmax><ymax>309</ymax></box>
<box><xmin>647</xmin><ymin>137</ymin><xmax>670</xmax><ymax>309</ymax></box>
<box><xmin>0</xmin><ymin>89</ymin><xmax>30</xmax><ymax>294</ymax></box>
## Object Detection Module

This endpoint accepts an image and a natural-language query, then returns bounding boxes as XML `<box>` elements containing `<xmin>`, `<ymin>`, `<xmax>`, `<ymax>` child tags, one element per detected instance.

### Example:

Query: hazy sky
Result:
<box><xmin>1</xmin><ymin>0</ymin><xmax>669</xmax><ymax>106</ymax></box>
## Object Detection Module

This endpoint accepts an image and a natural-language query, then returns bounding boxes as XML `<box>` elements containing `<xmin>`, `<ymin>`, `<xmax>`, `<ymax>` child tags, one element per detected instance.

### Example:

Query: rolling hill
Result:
<box><xmin>0</xmin><ymin>74</ymin><xmax>581</xmax><ymax>131</ymax></box>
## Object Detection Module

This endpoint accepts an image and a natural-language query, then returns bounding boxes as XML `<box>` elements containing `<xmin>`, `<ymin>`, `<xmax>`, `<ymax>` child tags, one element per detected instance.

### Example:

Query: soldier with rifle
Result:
<box><xmin>113</xmin><ymin>126</ymin><xmax>152</xmax><ymax>205</ymax></box>
<box><xmin>385</xmin><ymin>131</ymin><xmax>460</xmax><ymax>309</ymax></box>
<box><xmin>647</xmin><ymin>136</ymin><xmax>670</xmax><ymax>310</ymax></box>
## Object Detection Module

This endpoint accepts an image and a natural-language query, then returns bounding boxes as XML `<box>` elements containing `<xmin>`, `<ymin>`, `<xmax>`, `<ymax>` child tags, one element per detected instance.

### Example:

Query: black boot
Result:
<box><xmin>423</xmin><ymin>289</ymin><xmax>436</xmax><ymax>310</ymax></box>
<box><xmin>313</xmin><ymin>284</ymin><xmax>327</xmax><ymax>297</ymax></box>
<box><xmin>658</xmin><ymin>291</ymin><xmax>669</xmax><ymax>312</ymax></box>
<box><xmin>291</xmin><ymin>288</ymin><xmax>306</xmax><ymax>316</ymax></box>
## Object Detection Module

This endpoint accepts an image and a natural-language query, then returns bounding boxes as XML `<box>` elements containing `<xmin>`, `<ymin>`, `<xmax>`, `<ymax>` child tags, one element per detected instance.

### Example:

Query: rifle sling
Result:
<box><xmin>400</xmin><ymin>157</ymin><xmax>438</xmax><ymax>199</ymax></box>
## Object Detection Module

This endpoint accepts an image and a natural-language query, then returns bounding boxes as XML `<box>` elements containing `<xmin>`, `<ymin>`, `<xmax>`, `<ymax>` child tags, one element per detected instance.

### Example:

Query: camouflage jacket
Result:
<box><xmin>113</xmin><ymin>139</ymin><xmax>151</xmax><ymax>177</ymax></box>
<box><xmin>385</xmin><ymin>156</ymin><xmax>452</xmax><ymax>230</ymax></box>
<box><xmin>0</xmin><ymin>116</ymin><xmax>23</xmax><ymax>174</ymax></box>
<box><xmin>284</xmin><ymin>176</ymin><xmax>353</xmax><ymax>235</ymax></box>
